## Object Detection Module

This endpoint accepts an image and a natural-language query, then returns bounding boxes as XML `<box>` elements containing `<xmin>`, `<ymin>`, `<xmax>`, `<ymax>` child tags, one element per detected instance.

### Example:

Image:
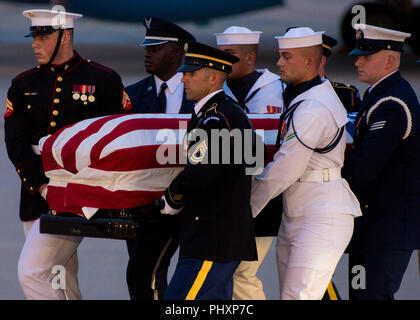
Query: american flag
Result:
<box><xmin>39</xmin><ymin>113</ymin><xmax>355</xmax><ymax>219</ymax></box>
<box><xmin>39</xmin><ymin>113</ymin><xmax>281</xmax><ymax>219</ymax></box>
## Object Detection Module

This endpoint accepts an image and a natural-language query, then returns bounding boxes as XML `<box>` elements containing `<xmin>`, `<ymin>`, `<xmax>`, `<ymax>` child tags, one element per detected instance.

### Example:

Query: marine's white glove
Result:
<box><xmin>160</xmin><ymin>195</ymin><xmax>182</xmax><ymax>215</ymax></box>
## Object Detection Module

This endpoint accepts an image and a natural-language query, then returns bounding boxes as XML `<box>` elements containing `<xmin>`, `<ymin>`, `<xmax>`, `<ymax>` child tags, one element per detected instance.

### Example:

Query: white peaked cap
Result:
<box><xmin>23</xmin><ymin>9</ymin><xmax>83</xmax><ymax>29</ymax></box>
<box><xmin>353</xmin><ymin>24</ymin><xmax>411</xmax><ymax>42</ymax></box>
<box><xmin>275</xmin><ymin>27</ymin><xmax>324</xmax><ymax>49</ymax></box>
<box><xmin>215</xmin><ymin>26</ymin><xmax>262</xmax><ymax>45</ymax></box>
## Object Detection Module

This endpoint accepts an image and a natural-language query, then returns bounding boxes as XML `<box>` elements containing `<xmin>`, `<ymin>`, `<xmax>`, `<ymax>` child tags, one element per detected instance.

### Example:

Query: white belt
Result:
<box><xmin>31</xmin><ymin>144</ymin><xmax>41</xmax><ymax>155</ymax></box>
<box><xmin>298</xmin><ymin>167</ymin><xmax>341</xmax><ymax>183</ymax></box>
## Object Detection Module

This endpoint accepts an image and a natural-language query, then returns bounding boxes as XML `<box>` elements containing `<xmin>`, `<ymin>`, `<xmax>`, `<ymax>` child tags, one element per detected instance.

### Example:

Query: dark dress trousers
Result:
<box><xmin>124</xmin><ymin>75</ymin><xmax>195</xmax><ymax>300</ymax></box>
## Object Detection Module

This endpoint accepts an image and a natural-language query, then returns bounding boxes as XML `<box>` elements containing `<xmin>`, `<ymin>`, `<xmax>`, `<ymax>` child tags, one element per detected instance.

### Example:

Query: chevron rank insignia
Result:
<box><xmin>5</xmin><ymin>97</ymin><xmax>14</xmax><ymax>118</ymax></box>
<box><xmin>370</xmin><ymin>120</ymin><xmax>386</xmax><ymax>131</ymax></box>
<box><xmin>190</xmin><ymin>140</ymin><xmax>207</xmax><ymax>164</ymax></box>
<box><xmin>122</xmin><ymin>90</ymin><xmax>133</xmax><ymax>111</ymax></box>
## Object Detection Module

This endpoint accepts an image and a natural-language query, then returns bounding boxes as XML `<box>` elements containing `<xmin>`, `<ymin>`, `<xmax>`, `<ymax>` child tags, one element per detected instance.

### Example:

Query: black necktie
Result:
<box><xmin>158</xmin><ymin>82</ymin><xmax>167</xmax><ymax>113</ymax></box>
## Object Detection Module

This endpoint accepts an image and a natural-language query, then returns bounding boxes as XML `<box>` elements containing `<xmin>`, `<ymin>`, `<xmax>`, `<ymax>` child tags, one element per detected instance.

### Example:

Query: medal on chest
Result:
<box><xmin>72</xmin><ymin>84</ymin><xmax>96</xmax><ymax>104</ymax></box>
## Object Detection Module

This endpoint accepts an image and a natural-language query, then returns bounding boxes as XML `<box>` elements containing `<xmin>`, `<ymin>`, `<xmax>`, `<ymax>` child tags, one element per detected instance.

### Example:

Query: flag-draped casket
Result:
<box><xmin>39</xmin><ymin>113</ymin><xmax>355</xmax><ymax>219</ymax></box>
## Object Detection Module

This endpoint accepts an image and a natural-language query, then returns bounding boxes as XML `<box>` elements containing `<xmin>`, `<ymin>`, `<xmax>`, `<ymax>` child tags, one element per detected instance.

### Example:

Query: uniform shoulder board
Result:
<box><xmin>87</xmin><ymin>60</ymin><xmax>116</xmax><ymax>75</ymax></box>
<box><xmin>331</xmin><ymin>81</ymin><xmax>357</xmax><ymax>92</ymax></box>
<box><xmin>14</xmin><ymin>66</ymin><xmax>41</xmax><ymax>80</ymax></box>
<box><xmin>331</xmin><ymin>81</ymin><xmax>361</xmax><ymax>112</ymax></box>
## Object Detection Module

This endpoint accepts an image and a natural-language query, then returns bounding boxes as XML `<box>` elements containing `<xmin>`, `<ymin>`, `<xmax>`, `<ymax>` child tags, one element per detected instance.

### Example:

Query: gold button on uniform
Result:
<box><xmin>195</xmin><ymin>216</ymin><xmax>199</xmax><ymax>221</ymax></box>
<box><xmin>23</xmin><ymin>178</ymin><xmax>27</xmax><ymax>182</ymax></box>
<box><xmin>17</xmin><ymin>169</ymin><xmax>21</xmax><ymax>174</ymax></box>
<box><xmin>29</xmin><ymin>187</ymin><xmax>34</xmax><ymax>191</ymax></box>
<box><xmin>56</xmin><ymin>87</ymin><xmax>62</xmax><ymax>93</ymax></box>
<box><xmin>54</xmin><ymin>98</ymin><xmax>60</xmax><ymax>104</ymax></box>
<box><xmin>57</xmin><ymin>76</ymin><xmax>63</xmax><ymax>82</ymax></box>
<box><xmin>50</xmin><ymin>121</ymin><xmax>56</xmax><ymax>127</ymax></box>
<box><xmin>27</xmin><ymin>105</ymin><xmax>31</xmax><ymax>109</ymax></box>
<box><xmin>52</xmin><ymin>110</ymin><xmax>59</xmax><ymax>116</ymax></box>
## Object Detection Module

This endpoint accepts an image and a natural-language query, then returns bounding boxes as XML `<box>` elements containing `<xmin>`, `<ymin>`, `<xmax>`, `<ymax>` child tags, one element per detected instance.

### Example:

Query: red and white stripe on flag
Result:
<box><xmin>39</xmin><ymin>113</ymin><xmax>281</xmax><ymax>218</ymax></box>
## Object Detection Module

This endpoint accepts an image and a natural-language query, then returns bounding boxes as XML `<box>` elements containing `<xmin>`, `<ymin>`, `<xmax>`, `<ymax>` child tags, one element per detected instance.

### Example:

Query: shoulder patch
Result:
<box><xmin>202</xmin><ymin>115</ymin><xmax>221</xmax><ymax>125</ymax></box>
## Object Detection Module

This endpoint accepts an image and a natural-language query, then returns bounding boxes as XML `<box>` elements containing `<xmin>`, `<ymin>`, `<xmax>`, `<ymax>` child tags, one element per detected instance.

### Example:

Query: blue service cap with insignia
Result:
<box><xmin>349</xmin><ymin>24</ymin><xmax>411</xmax><ymax>56</ymax></box>
<box><xmin>23</xmin><ymin>9</ymin><xmax>82</xmax><ymax>38</ymax></box>
<box><xmin>177</xmin><ymin>41</ymin><xmax>240</xmax><ymax>73</ymax></box>
<box><xmin>322</xmin><ymin>34</ymin><xmax>338</xmax><ymax>57</ymax></box>
<box><xmin>140</xmin><ymin>17</ymin><xmax>195</xmax><ymax>46</ymax></box>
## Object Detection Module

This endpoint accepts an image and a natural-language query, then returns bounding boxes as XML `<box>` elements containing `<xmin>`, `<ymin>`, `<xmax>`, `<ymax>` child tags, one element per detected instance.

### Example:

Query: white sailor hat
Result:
<box><xmin>23</xmin><ymin>9</ymin><xmax>82</xmax><ymax>38</ymax></box>
<box><xmin>275</xmin><ymin>27</ymin><xmax>324</xmax><ymax>49</ymax></box>
<box><xmin>214</xmin><ymin>26</ymin><xmax>262</xmax><ymax>45</ymax></box>
<box><xmin>349</xmin><ymin>24</ymin><xmax>411</xmax><ymax>56</ymax></box>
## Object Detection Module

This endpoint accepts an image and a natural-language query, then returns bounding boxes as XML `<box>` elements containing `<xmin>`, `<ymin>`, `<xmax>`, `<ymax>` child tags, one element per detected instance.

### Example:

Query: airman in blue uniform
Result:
<box><xmin>124</xmin><ymin>17</ymin><xmax>196</xmax><ymax>300</ymax></box>
<box><xmin>342</xmin><ymin>24</ymin><xmax>420</xmax><ymax>300</ymax></box>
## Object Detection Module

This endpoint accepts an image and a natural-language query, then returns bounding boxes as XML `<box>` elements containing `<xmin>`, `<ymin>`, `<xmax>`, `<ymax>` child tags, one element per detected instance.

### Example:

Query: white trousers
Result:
<box><xmin>18</xmin><ymin>219</ymin><xmax>83</xmax><ymax>300</ymax></box>
<box><xmin>276</xmin><ymin>213</ymin><xmax>353</xmax><ymax>300</ymax></box>
<box><xmin>233</xmin><ymin>236</ymin><xmax>273</xmax><ymax>300</ymax></box>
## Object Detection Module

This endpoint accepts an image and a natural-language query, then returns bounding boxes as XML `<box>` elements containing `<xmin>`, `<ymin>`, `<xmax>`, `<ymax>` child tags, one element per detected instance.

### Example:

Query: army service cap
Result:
<box><xmin>177</xmin><ymin>41</ymin><xmax>240</xmax><ymax>73</ymax></box>
<box><xmin>349</xmin><ymin>24</ymin><xmax>411</xmax><ymax>56</ymax></box>
<box><xmin>140</xmin><ymin>17</ymin><xmax>195</xmax><ymax>46</ymax></box>
<box><xmin>23</xmin><ymin>9</ymin><xmax>82</xmax><ymax>38</ymax></box>
<box><xmin>322</xmin><ymin>34</ymin><xmax>338</xmax><ymax>57</ymax></box>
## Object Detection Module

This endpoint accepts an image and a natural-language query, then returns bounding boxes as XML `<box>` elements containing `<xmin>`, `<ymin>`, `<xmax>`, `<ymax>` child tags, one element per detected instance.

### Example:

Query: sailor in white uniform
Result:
<box><xmin>250</xmin><ymin>27</ymin><xmax>362</xmax><ymax>300</ymax></box>
<box><xmin>215</xmin><ymin>26</ymin><xmax>285</xmax><ymax>114</ymax></box>
<box><xmin>215</xmin><ymin>26</ymin><xmax>285</xmax><ymax>300</ymax></box>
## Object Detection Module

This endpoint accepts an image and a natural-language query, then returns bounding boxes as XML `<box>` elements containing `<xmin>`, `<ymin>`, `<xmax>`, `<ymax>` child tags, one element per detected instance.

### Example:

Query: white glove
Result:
<box><xmin>160</xmin><ymin>195</ymin><xmax>182</xmax><ymax>215</ymax></box>
<box><xmin>40</xmin><ymin>185</ymin><xmax>48</xmax><ymax>200</ymax></box>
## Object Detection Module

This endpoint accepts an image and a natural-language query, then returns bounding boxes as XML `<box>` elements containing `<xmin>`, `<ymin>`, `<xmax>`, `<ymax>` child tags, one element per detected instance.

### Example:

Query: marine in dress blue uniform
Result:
<box><xmin>4</xmin><ymin>9</ymin><xmax>131</xmax><ymax>300</ymax></box>
<box><xmin>160</xmin><ymin>41</ymin><xmax>258</xmax><ymax>300</ymax></box>
<box><xmin>342</xmin><ymin>24</ymin><xmax>420</xmax><ymax>300</ymax></box>
<box><xmin>124</xmin><ymin>17</ymin><xmax>196</xmax><ymax>300</ymax></box>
